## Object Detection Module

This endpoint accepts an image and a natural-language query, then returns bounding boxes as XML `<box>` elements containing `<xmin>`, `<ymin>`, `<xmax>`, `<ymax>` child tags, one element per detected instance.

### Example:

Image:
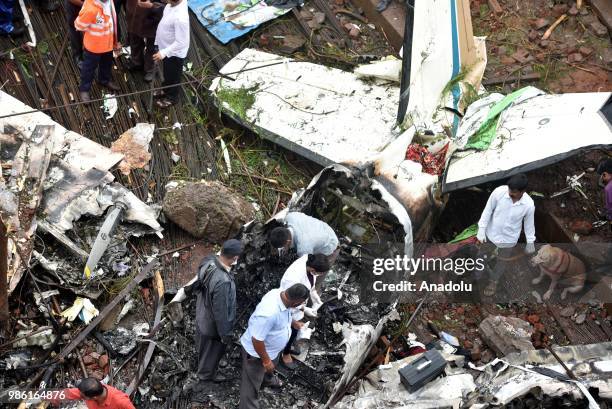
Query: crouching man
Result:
<box><xmin>239</xmin><ymin>284</ymin><xmax>310</xmax><ymax>409</ymax></box>
<box><xmin>279</xmin><ymin>254</ymin><xmax>329</xmax><ymax>369</ymax></box>
<box><xmin>48</xmin><ymin>377</ymin><xmax>135</xmax><ymax>408</ymax></box>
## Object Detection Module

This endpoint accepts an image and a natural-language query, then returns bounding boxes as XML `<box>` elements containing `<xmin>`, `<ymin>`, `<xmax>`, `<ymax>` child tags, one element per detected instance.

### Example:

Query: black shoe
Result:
<box><xmin>262</xmin><ymin>373</ymin><xmax>283</xmax><ymax>389</ymax></box>
<box><xmin>126</xmin><ymin>62</ymin><xmax>144</xmax><ymax>72</ymax></box>
<box><xmin>287</xmin><ymin>346</ymin><xmax>301</xmax><ymax>356</ymax></box>
<box><xmin>99</xmin><ymin>81</ymin><xmax>120</xmax><ymax>92</ymax></box>
<box><xmin>212</xmin><ymin>374</ymin><xmax>228</xmax><ymax>383</ymax></box>
<box><xmin>40</xmin><ymin>0</ymin><xmax>60</xmax><ymax>12</ymax></box>
<box><xmin>191</xmin><ymin>381</ymin><xmax>213</xmax><ymax>393</ymax></box>
<box><xmin>0</xmin><ymin>26</ymin><xmax>25</xmax><ymax>38</ymax></box>
<box><xmin>144</xmin><ymin>71</ymin><xmax>155</xmax><ymax>82</ymax></box>
<box><xmin>280</xmin><ymin>357</ymin><xmax>297</xmax><ymax>370</ymax></box>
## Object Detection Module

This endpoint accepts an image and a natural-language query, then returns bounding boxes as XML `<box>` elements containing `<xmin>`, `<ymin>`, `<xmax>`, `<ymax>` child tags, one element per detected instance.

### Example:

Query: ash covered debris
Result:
<box><xmin>0</xmin><ymin>91</ymin><xmax>168</xmax><ymax>406</ymax></box>
<box><xmin>133</xmin><ymin>163</ymin><xmax>410</xmax><ymax>408</ymax></box>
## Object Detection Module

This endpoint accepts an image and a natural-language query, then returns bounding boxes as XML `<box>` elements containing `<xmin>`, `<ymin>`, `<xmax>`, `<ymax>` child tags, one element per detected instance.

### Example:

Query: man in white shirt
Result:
<box><xmin>148</xmin><ymin>0</ymin><xmax>189</xmax><ymax>107</ymax></box>
<box><xmin>239</xmin><ymin>284</ymin><xmax>310</xmax><ymax>409</ymax></box>
<box><xmin>279</xmin><ymin>254</ymin><xmax>329</xmax><ymax>369</ymax></box>
<box><xmin>476</xmin><ymin>173</ymin><xmax>536</xmax><ymax>296</ymax></box>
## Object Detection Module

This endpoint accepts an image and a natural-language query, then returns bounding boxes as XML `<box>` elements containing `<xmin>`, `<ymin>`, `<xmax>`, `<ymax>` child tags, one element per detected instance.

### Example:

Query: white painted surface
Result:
<box><xmin>445</xmin><ymin>91</ymin><xmax>612</xmax><ymax>191</ymax></box>
<box><xmin>210</xmin><ymin>48</ymin><xmax>400</xmax><ymax>166</ymax></box>
<box><xmin>0</xmin><ymin>91</ymin><xmax>123</xmax><ymax>172</ymax></box>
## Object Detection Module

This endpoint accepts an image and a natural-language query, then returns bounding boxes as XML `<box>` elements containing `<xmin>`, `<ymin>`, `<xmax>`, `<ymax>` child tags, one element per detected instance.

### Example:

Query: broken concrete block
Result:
<box><xmin>552</xmin><ymin>4</ymin><xmax>569</xmax><ymax>17</ymax></box>
<box><xmin>569</xmin><ymin>219</ymin><xmax>592</xmax><ymax>235</ymax></box>
<box><xmin>307</xmin><ymin>19</ymin><xmax>321</xmax><ymax>30</ymax></box>
<box><xmin>533</xmin><ymin>18</ymin><xmax>550</xmax><ymax>30</ymax></box>
<box><xmin>568</xmin><ymin>52</ymin><xmax>584</xmax><ymax>63</ymax></box>
<box><xmin>162</xmin><ymin>181</ymin><xmax>255</xmax><ymax>243</ymax></box>
<box><xmin>560</xmin><ymin>305</ymin><xmax>576</xmax><ymax>317</ymax></box>
<box><xmin>590</xmin><ymin>20</ymin><xmax>609</xmax><ymax>37</ymax></box>
<box><xmin>280</xmin><ymin>34</ymin><xmax>306</xmax><ymax>54</ymax></box>
<box><xmin>569</xmin><ymin>4</ymin><xmax>579</xmax><ymax>16</ymax></box>
<box><xmin>479</xmin><ymin>315</ymin><xmax>535</xmax><ymax>357</ymax></box>
<box><xmin>511</xmin><ymin>49</ymin><xmax>531</xmax><ymax>64</ymax></box>
<box><xmin>313</xmin><ymin>12</ymin><xmax>325</xmax><ymax>25</ymax></box>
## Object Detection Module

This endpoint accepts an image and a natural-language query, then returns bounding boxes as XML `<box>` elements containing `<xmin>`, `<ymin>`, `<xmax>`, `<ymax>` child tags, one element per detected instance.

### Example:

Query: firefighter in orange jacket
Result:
<box><xmin>75</xmin><ymin>0</ymin><xmax>121</xmax><ymax>102</ymax></box>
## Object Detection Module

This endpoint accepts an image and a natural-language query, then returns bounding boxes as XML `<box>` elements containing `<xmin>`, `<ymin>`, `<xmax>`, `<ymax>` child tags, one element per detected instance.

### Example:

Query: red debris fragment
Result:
<box><xmin>569</xmin><ymin>220</ymin><xmax>593</xmax><ymax>235</ymax></box>
<box><xmin>527</xmin><ymin>314</ymin><xmax>540</xmax><ymax>324</ymax></box>
<box><xmin>405</xmin><ymin>143</ymin><xmax>449</xmax><ymax>175</ymax></box>
<box><xmin>82</xmin><ymin>355</ymin><xmax>95</xmax><ymax>366</ymax></box>
<box><xmin>98</xmin><ymin>354</ymin><xmax>109</xmax><ymax>369</ymax></box>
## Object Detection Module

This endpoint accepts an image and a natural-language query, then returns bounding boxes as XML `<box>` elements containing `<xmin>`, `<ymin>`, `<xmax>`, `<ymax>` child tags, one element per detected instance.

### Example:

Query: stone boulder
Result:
<box><xmin>479</xmin><ymin>315</ymin><xmax>535</xmax><ymax>357</ymax></box>
<box><xmin>162</xmin><ymin>181</ymin><xmax>255</xmax><ymax>243</ymax></box>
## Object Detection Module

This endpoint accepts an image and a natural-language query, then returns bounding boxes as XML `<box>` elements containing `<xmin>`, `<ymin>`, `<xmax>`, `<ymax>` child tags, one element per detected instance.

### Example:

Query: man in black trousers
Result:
<box><xmin>185</xmin><ymin>239</ymin><xmax>243</xmax><ymax>392</ymax></box>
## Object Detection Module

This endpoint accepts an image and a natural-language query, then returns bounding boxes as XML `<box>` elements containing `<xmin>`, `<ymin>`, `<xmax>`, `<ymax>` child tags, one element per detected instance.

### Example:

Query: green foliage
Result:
<box><xmin>216</xmin><ymin>83</ymin><xmax>259</xmax><ymax>120</ymax></box>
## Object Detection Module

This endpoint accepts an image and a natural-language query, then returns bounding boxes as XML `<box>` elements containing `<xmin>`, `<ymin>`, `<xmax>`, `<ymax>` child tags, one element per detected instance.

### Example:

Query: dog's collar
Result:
<box><xmin>541</xmin><ymin>251</ymin><xmax>570</xmax><ymax>276</ymax></box>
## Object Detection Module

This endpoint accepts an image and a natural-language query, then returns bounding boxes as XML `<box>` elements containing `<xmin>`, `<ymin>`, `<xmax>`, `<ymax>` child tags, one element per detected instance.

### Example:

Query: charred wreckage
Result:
<box><xmin>1</xmin><ymin>0</ymin><xmax>612</xmax><ymax>408</ymax></box>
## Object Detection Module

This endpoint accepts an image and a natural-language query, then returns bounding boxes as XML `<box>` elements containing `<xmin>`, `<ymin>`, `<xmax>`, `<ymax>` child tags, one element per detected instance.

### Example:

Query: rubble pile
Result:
<box><xmin>0</xmin><ymin>0</ymin><xmax>610</xmax><ymax>407</ymax></box>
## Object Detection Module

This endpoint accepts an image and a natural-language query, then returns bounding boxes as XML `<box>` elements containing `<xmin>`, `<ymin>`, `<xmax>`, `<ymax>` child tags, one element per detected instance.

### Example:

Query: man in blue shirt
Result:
<box><xmin>238</xmin><ymin>284</ymin><xmax>310</xmax><ymax>409</ymax></box>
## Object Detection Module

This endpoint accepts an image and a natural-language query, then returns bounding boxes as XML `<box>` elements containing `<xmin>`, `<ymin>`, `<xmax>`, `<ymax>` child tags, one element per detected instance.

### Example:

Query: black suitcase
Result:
<box><xmin>398</xmin><ymin>349</ymin><xmax>447</xmax><ymax>393</ymax></box>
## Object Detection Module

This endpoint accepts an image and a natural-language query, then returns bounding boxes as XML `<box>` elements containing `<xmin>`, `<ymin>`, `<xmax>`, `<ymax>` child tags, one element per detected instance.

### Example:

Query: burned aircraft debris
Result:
<box><xmin>0</xmin><ymin>0</ymin><xmax>611</xmax><ymax>408</ymax></box>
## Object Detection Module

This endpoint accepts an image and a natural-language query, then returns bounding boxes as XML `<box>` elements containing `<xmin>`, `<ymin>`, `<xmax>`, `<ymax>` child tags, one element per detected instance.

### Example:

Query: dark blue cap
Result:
<box><xmin>221</xmin><ymin>239</ymin><xmax>243</xmax><ymax>257</ymax></box>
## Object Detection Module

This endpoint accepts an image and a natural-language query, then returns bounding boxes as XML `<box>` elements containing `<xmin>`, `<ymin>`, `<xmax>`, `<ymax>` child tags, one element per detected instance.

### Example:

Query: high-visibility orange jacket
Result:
<box><xmin>74</xmin><ymin>0</ymin><xmax>117</xmax><ymax>54</ymax></box>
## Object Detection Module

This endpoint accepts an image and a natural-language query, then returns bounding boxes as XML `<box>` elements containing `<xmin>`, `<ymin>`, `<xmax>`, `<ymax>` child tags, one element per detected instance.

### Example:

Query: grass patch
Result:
<box><xmin>215</xmin><ymin>131</ymin><xmax>312</xmax><ymax>220</ymax></box>
<box><xmin>216</xmin><ymin>82</ymin><xmax>259</xmax><ymax>120</ymax></box>
<box><xmin>159</xmin><ymin>129</ymin><xmax>179</xmax><ymax>145</ymax></box>
<box><xmin>170</xmin><ymin>163</ymin><xmax>190</xmax><ymax>180</ymax></box>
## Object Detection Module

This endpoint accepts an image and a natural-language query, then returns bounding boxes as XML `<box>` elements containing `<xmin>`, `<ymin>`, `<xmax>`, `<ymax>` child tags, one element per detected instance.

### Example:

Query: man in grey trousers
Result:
<box><xmin>238</xmin><ymin>284</ymin><xmax>310</xmax><ymax>409</ymax></box>
<box><xmin>185</xmin><ymin>239</ymin><xmax>243</xmax><ymax>392</ymax></box>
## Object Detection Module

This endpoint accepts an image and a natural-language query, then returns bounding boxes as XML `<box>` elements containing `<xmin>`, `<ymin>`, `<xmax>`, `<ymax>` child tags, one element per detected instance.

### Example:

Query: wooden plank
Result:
<box><xmin>126</xmin><ymin>269</ymin><xmax>165</xmax><ymax>396</ymax></box>
<box><xmin>37</xmin><ymin>220</ymin><xmax>89</xmax><ymax>261</ymax></box>
<box><xmin>487</xmin><ymin>0</ymin><xmax>503</xmax><ymax>14</ymax></box>
<box><xmin>55</xmin><ymin>259</ymin><xmax>158</xmax><ymax>361</ymax></box>
<box><xmin>588</xmin><ymin>0</ymin><xmax>612</xmax><ymax>32</ymax></box>
<box><xmin>483</xmin><ymin>72</ymin><xmax>541</xmax><ymax>86</ymax></box>
<box><xmin>547</xmin><ymin>304</ymin><xmax>610</xmax><ymax>345</ymax></box>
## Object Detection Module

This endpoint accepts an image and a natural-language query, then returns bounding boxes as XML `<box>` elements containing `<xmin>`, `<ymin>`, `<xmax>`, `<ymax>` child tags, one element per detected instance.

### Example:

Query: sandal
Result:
<box><xmin>483</xmin><ymin>280</ymin><xmax>497</xmax><ymax>297</ymax></box>
<box><xmin>155</xmin><ymin>98</ymin><xmax>174</xmax><ymax>108</ymax></box>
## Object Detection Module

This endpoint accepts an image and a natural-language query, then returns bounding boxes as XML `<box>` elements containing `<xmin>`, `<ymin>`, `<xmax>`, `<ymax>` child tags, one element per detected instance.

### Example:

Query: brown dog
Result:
<box><xmin>530</xmin><ymin>245</ymin><xmax>586</xmax><ymax>300</ymax></box>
